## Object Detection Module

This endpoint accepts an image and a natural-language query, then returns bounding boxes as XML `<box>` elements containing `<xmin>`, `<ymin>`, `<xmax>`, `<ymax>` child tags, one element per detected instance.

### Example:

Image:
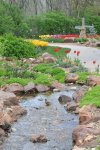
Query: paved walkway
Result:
<box><xmin>49</xmin><ymin>43</ymin><xmax>100</xmax><ymax>72</ymax></box>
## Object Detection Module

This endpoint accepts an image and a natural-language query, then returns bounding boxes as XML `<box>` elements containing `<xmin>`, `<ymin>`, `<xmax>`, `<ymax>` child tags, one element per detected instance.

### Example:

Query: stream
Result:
<box><xmin>0</xmin><ymin>90</ymin><xmax>79</xmax><ymax>150</ymax></box>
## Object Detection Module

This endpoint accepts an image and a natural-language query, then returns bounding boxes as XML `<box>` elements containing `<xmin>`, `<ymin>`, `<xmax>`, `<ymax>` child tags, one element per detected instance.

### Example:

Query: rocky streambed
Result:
<box><xmin>0</xmin><ymin>88</ymin><xmax>79</xmax><ymax>150</ymax></box>
<box><xmin>0</xmin><ymin>82</ymin><xmax>100</xmax><ymax>150</ymax></box>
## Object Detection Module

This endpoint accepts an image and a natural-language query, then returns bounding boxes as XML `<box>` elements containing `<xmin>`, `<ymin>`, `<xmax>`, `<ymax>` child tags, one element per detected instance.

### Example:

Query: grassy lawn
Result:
<box><xmin>80</xmin><ymin>86</ymin><xmax>100</xmax><ymax>107</ymax></box>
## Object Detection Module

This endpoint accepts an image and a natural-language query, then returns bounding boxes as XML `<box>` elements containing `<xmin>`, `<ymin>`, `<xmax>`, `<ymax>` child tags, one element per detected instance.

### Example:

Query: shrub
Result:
<box><xmin>71</xmin><ymin>66</ymin><xmax>88</xmax><ymax>73</ymax></box>
<box><xmin>1</xmin><ymin>34</ymin><xmax>36</xmax><ymax>59</ymax></box>
<box><xmin>74</xmin><ymin>38</ymin><xmax>88</xmax><ymax>43</ymax></box>
<box><xmin>28</xmin><ymin>11</ymin><xmax>77</xmax><ymax>35</ymax></box>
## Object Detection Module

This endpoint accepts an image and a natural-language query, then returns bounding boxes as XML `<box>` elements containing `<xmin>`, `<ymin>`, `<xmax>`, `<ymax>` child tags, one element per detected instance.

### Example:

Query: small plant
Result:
<box><xmin>3</xmin><ymin>61</ymin><xmax>34</xmax><ymax>78</ymax></box>
<box><xmin>34</xmin><ymin>73</ymin><xmax>54</xmax><ymax>86</ymax></box>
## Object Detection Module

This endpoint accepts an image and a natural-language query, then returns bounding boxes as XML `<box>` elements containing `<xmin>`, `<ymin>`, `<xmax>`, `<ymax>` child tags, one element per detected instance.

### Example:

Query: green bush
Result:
<box><xmin>0</xmin><ymin>1</ymin><xmax>31</xmax><ymax>37</ymax></box>
<box><xmin>28</xmin><ymin>11</ymin><xmax>77</xmax><ymax>35</ymax></box>
<box><xmin>74</xmin><ymin>38</ymin><xmax>88</xmax><ymax>43</ymax></box>
<box><xmin>1</xmin><ymin>34</ymin><xmax>36</xmax><ymax>59</ymax></box>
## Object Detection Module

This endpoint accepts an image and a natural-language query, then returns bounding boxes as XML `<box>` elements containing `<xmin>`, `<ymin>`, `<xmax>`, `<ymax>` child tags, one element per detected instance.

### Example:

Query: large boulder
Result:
<box><xmin>87</xmin><ymin>76</ymin><xmax>100</xmax><ymax>86</ymax></box>
<box><xmin>8</xmin><ymin>106</ymin><xmax>27</xmax><ymax>121</ymax></box>
<box><xmin>51</xmin><ymin>81</ymin><xmax>66</xmax><ymax>90</ymax></box>
<box><xmin>65</xmin><ymin>73</ymin><xmax>79</xmax><ymax>83</ymax></box>
<box><xmin>3</xmin><ymin>83</ymin><xmax>24</xmax><ymax>95</ymax></box>
<box><xmin>66</xmin><ymin>102</ymin><xmax>78</xmax><ymax>112</ymax></box>
<box><xmin>36</xmin><ymin>84</ymin><xmax>50</xmax><ymax>92</ymax></box>
<box><xmin>0</xmin><ymin>90</ymin><xmax>19</xmax><ymax>107</ymax></box>
<box><xmin>58</xmin><ymin>95</ymin><xmax>71</xmax><ymax>104</ymax></box>
<box><xmin>0</xmin><ymin>102</ymin><xmax>3</xmax><ymax>111</ymax></box>
<box><xmin>0</xmin><ymin>111</ymin><xmax>12</xmax><ymax>132</ymax></box>
<box><xmin>73</xmin><ymin>86</ymin><xmax>89</xmax><ymax>103</ymax></box>
<box><xmin>24</xmin><ymin>82</ymin><xmax>37</xmax><ymax>93</ymax></box>
<box><xmin>72</xmin><ymin>124</ymin><xmax>100</xmax><ymax>148</ymax></box>
<box><xmin>96</xmin><ymin>42</ymin><xmax>100</xmax><ymax>47</ymax></box>
<box><xmin>30</xmin><ymin>134</ymin><xmax>47</xmax><ymax>143</ymax></box>
<box><xmin>79</xmin><ymin>105</ymin><xmax>100</xmax><ymax>124</ymax></box>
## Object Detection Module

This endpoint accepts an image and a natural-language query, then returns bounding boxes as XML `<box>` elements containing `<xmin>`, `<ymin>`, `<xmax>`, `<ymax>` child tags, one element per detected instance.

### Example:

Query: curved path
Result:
<box><xmin>49</xmin><ymin>43</ymin><xmax>100</xmax><ymax>72</ymax></box>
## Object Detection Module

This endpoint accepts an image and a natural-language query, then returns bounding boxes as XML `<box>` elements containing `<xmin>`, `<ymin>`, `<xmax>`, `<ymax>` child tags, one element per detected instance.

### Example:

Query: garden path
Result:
<box><xmin>49</xmin><ymin>43</ymin><xmax>100</xmax><ymax>72</ymax></box>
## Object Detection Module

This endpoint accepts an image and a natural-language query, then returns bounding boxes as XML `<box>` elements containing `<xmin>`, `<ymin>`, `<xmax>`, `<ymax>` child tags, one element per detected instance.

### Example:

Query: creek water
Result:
<box><xmin>0</xmin><ymin>90</ymin><xmax>79</xmax><ymax>150</ymax></box>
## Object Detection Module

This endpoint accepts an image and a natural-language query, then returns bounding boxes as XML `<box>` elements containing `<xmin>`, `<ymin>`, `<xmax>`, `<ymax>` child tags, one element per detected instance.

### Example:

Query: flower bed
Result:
<box><xmin>29</xmin><ymin>39</ymin><xmax>48</xmax><ymax>47</ymax></box>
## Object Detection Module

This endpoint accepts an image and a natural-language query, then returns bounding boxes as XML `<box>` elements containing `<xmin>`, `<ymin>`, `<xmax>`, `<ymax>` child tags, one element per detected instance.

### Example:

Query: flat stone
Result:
<box><xmin>0</xmin><ymin>90</ymin><xmax>19</xmax><ymax>107</ymax></box>
<box><xmin>65</xmin><ymin>73</ymin><xmax>79</xmax><ymax>83</ymax></box>
<box><xmin>24</xmin><ymin>82</ymin><xmax>36</xmax><ymax>93</ymax></box>
<box><xmin>3</xmin><ymin>83</ymin><xmax>24</xmax><ymax>94</ymax></box>
<box><xmin>36</xmin><ymin>84</ymin><xmax>50</xmax><ymax>92</ymax></box>
<box><xmin>58</xmin><ymin>95</ymin><xmax>71</xmax><ymax>104</ymax></box>
<box><xmin>87</xmin><ymin>76</ymin><xmax>100</xmax><ymax>86</ymax></box>
<box><xmin>30</xmin><ymin>134</ymin><xmax>47</xmax><ymax>143</ymax></box>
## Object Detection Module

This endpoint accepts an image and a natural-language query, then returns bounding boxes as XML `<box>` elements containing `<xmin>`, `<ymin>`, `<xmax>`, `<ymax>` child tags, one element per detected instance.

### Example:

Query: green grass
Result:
<box><xmin>33</xmin><ymin>63</ymin><xmax>66</xmax><ymax>83</ymax></box>
<box><xmin>43</xmin><ymin>46</ymin><xmax>71</xmax><ymax>58</ymax></box>
<box><xmin>0</xmin><ymin>77</ymin><xmax>33</xmax><ymax>86</ymax></box>
<box><xmin>80</xmin><ymin>86</ymin><xmax>100</xmax><ymax>107</ymax></box>
<box><xmin>76</xmin><ymin>72</ymin><xmax>90</xmax><ymax>83</ymax></box>
<box><xmin>96</xmin><ymin>146</ymin><xmax>100</xmax><ymax>150</ymax></box>
<box><xmin>0</xmin><ymin>68</ymin><xmax>6</xmax><ymax>77</ymax></box>
<box><xmin>76</xmin><ymin>72</ymin><xmax>100</xmax><ymax>83</ymax></box>
<box><xmin>34</xmin><ymin>73</ymin><xmax>54</xmax><ymax>86</ymax></box>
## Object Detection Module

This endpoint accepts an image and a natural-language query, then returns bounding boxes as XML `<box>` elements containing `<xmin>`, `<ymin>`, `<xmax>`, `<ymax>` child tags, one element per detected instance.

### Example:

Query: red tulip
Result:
<box><xmin>65</xmin><ymin>50</ymin><xmax>70</xmax><ymax>54</ymax></box>
<box><xmin>54</xmin><ymin>47</ymin><xmax>61</xmax><ymax>52</ymax></box>
<box><xmin>93</xmin><ymin>61</ymin><xmax>96</xmax><ymax>64</ymax></box>
<box><xmin>77</xmin><ymin>51</ymin><xmax>80</xmax><ymax>56</ymax></box>
<box><xmin>74</xmin><ymin>50</ymin><xmax>76</xmax><ymax>53</ymax></box>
